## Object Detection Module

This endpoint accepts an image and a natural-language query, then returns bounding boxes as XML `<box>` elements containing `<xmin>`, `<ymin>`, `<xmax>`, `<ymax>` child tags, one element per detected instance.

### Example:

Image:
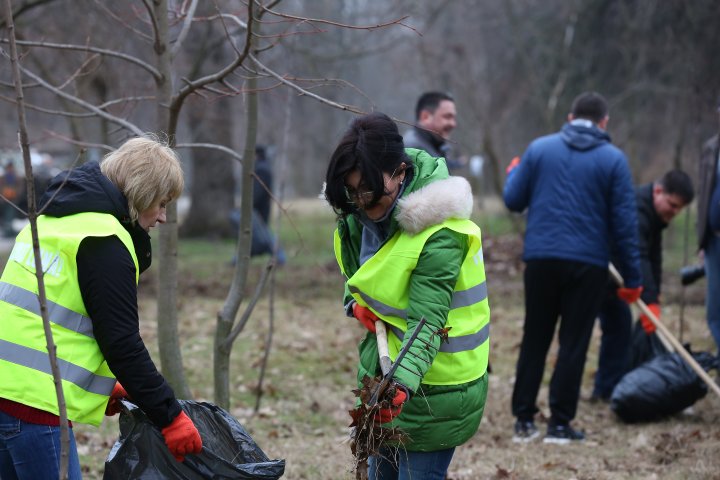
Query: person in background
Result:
<box><xmin>403</xmin><ymin>91</ymin><xmax>466</xmax><ymax>172</ymax></box>
<box><xmin>696</xmin><ymin>101</ymin><xmax>720</xmax><ymax>355</ymax></box>
<box><xmin>0</xmin><ymin>161</ymin><xmax>20</xmax><ymax>237</ymax></box>
<box><xmin>230</xmin><ymin>145</ymin><xmax>286</xmax><ymax>265</ymax></box>
<box><xmin>0</xmin><ymin>136</ymin><xmax>202</xmax><ymax>479</ymax></box>
<box><xmin>592</xmin><ymin>169</ymin><xmax>694</xmax><ymax>401</ymax></box>
<box><xmin>326</xmin><ymin>112</ymin><xmax>489</xmax><ymax>479</ymax></box>
<box><xmin>504</xmin><ymin>92</ymin><xmax>641</xmax><ymax>444</ymax></box>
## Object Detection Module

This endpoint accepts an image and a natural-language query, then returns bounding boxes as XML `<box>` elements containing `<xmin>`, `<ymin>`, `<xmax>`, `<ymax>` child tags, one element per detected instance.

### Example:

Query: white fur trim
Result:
<box><xmin>396</xmin><ymin>176</ymin><xmax>474</xmax><ymax>234</ymax></box>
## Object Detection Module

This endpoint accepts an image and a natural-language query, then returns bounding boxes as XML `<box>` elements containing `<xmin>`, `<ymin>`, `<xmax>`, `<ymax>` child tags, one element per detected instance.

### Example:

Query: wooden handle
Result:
<box><xmin>609</xmin><ymin>263</ymin><xmax>720</xmax><ymax>400</ymax></box>
<box><xmin>608</xmin><ymin>263</ymin><xmax>674</xmax><ymax>351</ymax></box>
<box><xmin>375</xmin><ymin>320</ymin><xmax>392</xmax><ymax>376</ymax></box>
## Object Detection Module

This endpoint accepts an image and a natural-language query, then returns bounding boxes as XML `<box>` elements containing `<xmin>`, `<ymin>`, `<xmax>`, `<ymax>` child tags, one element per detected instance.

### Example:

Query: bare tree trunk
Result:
<box><xmin>153</xmin><ymin>0</ymin><xmax>190</xmax><ymax>399</ymax></box>
<box><xmin>3</xmin><ymin>1</ymin><xmax>70</xmax><ymax>477</ymax></box>
<box><xmin>482</xmin><ymin>130</ymin><xmax>524</xmax><ymax>237</ymax></box>
<box><xmin>214</xmin><ymin>58</ymin><xmax>258</xmax><ymax>409</ymax></box>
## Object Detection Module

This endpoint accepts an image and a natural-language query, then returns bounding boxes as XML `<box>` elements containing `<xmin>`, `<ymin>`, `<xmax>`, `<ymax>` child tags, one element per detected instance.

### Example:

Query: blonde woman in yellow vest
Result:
<box><xmin>325</xmin><ymin>112</ymin><xmax>490</xmax><ymax>480</ymax></box>
<box><xmin>0</xmin><ymin>137</ymin><xmax>202</xmax><ymax>479</ymax></box>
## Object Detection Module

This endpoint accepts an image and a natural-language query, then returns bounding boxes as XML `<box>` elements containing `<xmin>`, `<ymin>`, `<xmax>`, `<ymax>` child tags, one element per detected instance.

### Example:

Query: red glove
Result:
<box><xmin>161</xmin><ymin>411</ymin><xmax>203</xmax><ymax>462</ymax></box>
<box><xmin>617</xmin><ymin>286</ymin><xmax>643</xmax><ymax>304</ymax></box>
<box><xmin>639</xmin><ymin>303</ymin><xmax>660</xmax><ymax>335</ymax></box>
<box><xmin>374</xmin><ymin>384</ymin><xmax>407</xmax><ymax>424</ymax></box>
<box><xmin>105</xmin><ymin>382</ymin><xmax>129</xmax><ymax>416</ymax></box>
<box><xmin>506</xmin><ymin>156</ymin><xmax>521</xmax><ymax>174</ymax></box>
<box><xmin>352</xmin><ymin>303</ymin><xmax>377</xmax><ymax>333</ymax></box>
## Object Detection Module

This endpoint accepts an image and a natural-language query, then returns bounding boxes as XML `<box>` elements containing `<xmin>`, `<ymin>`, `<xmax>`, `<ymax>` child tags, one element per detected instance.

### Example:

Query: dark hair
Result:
<box><xmin>659</xmin><ymin>169</ymin><xmax>694</xmax><ymax>204</ymax></box>
<box><xmin>325</xmin><ymin>112</ymin><xmax>409</xmax><ymax>216</ymax></box>
<box><xmin>571</xmin><ymin>92</ymin><xmax>608</xmax><ymax>123</ymax></box>
<box><xmin>415</xmin><ymin>91</ymin><xmax>454</xmax><ymax>120</ymax></box>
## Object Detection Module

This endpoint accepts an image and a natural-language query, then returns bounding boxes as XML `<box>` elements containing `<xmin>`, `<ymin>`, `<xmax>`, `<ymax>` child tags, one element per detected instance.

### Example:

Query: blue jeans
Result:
<box><xmin>0</xmin><ymin>410</ymin><xmax>82</xmax><ymax>480</ymax></box>
<box><xmin>594</xmin><ymin>287</ymin><xmax>633</xmax><ymax>398</ymax></box>
<box><xmin>706</xmin><ymin>234</ymin><xmax>720</xmax><ymax>354</ymax></box>
<box><xmin>368</xmin><ymin>446</ymin><xmax>455</xmax><ymax>480</ymax></box>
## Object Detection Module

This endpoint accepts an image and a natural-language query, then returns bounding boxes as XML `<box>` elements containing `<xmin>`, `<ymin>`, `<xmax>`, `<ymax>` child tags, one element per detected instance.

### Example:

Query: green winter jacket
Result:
<box><xmin>335</xmin><ymin>149</ymin><xmax>489</xmax><ymax>451</ymax></box>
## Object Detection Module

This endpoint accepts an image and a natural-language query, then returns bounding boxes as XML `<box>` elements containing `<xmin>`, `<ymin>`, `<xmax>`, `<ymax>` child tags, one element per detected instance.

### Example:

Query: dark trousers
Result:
<box><xmin>511</xmin><ymin>259</ymin><xmax>607</xmax><ymax>426</ymax></box>
<box><xmin>593</xmin><ymin>286</ymin><xmax>632</xmax><ymax>398</ymax></box>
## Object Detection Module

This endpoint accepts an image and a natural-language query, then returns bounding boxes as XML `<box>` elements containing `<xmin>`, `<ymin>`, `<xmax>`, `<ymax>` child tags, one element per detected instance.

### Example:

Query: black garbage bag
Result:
<box><xmin>611</xmin><ymin>350</ymin><xmax>719</xmax><ymax>423</ymax></box>
<box><xmin>104</xmin><ymin>400</ymin><xmax>285</xmax><ymax>479</ymax></box>
<box><xmin>629</xmin><ymin>320</ymin><xmax>669</xmax><ymax>371</ymax></box>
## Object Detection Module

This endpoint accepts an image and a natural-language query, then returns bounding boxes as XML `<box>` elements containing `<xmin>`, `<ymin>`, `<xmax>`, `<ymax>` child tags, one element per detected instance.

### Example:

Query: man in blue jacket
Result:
<box><xmin>504</xmin><ymin>92</ymin><xmax>642</xmax><ymax>444</ymax></box>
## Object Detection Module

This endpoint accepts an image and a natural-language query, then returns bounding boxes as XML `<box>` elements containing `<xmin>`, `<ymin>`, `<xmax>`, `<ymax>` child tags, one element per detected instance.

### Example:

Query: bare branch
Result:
<box><xmin>221</xmin><ymin>260</ymin><xmax>273</xmax><ymax>351</ymax></box>
<box><xmin>0</xmin><ymin>39</ymin><xmax>163</xmax><ymax>79</ymax></box>
<box><xmin>44</xmin><ymin>131</ymin><xmax>114</xmax><ymax>151</ymax></box>
<box><xmin>170</xmin><ymin>0</ymin><xmax>199</xmax><ymax>59</ymax></box>
<box><xmin>175</xmin><ymin>142</ymin><xmax>243</xmax><ymax>163</ymax></box>
<box><xmin>259</xmin><ymin>4</ymin><xmax>419</xmax><ymax>34</ymax></box>
<box><xmin>92</xmin><ymin>0</ymin><xmax>153</xmax><ymax>42</ymax></box>
<box><xmin>168</xmin><ymin>7</ymin><xmax>252</xmax><ymax>133</ymax></box>
<box><xmin>0</xmin><ymin>0</ymin><xmax>57</xmax><ymax>29</ymax></box>
<box><xmin>141</xmin><ymin>0</ymin><xmax>164</xmax><ymax>54</ymax></box>
<box><xmin>55</xmin><ymin>53</ymin><xmax>100</xmax><ymax>90</ymax></box>
<box><xmin>9</xmin><ymin>61</ymin><xmax>144</xmax><ymax>136</ymax></box>
<box><xmin>249</xmin><ymin>53</ymin><xmax>365</xmax><ymax>114</ymax></box>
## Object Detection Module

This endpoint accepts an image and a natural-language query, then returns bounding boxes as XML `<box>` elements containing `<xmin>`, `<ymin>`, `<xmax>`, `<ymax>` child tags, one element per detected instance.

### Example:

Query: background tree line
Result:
<box><xmin>1</xmin><ymin>0</ymin><xmax>719</xmax><ymax>237</ymax></box>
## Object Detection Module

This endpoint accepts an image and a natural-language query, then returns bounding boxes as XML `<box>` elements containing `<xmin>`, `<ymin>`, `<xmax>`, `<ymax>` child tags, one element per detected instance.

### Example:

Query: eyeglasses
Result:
<box><xmin>344</xmin><ymin>185</ymin><xmax>375</xmax><ymax>205</ymax></box>
<box><xmin>344</xmin><ymin>166</ymin><xmax>403</xmax><ymax>207</ymax></box>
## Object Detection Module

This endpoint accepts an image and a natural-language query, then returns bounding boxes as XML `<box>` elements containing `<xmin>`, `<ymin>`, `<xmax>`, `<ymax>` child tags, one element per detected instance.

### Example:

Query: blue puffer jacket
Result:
<box><xmin>503</xmin><ymin>121</ymin><xmax>641</xmax><ymax>287</ymax></box>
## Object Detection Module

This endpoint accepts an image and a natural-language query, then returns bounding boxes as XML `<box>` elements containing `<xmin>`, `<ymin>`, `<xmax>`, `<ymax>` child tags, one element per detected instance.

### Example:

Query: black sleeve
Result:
<box><xmin>77</xmin><ymin>235</ymin><xmax>181</xmax><ymax>428</ymax></box>
<box><xmin>637</xmin><ymin>209</ymin><xmax>661</xmax><ymax>305</ymax></box>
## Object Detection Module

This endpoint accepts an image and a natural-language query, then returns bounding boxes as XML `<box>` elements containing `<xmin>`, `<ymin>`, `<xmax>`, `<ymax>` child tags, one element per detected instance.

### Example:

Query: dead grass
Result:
<box><xmin>70</xmin><ymin>204</ymin><xmax>720</xmax><ymax>480</ymax></box>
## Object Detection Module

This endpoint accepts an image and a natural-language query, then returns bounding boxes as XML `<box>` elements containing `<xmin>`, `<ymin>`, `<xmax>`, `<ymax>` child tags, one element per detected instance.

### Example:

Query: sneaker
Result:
<box><xmin>543</xmin><ymin>424</ymin><xmax>585</xmax><ymax>444</ymax></box>
<box><xmin>512</xmin><ymin>420</ymin><xmax>540</xmax><ymax>443</ymax></box>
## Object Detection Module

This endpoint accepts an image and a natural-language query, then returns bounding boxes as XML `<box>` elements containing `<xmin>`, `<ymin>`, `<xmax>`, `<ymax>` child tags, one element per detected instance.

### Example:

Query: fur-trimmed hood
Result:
<box><xmin>396</xmin><ymin>176</ymin><xmax>474</xmax><ymax>234</ymax></box>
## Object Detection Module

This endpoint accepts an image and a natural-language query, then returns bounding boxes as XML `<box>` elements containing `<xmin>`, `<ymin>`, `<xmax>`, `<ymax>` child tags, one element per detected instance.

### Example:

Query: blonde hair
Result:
<box><xmin>100</xmin><ymin>135</ymin><xmax>184</xmax><ymax>222</ymax></box>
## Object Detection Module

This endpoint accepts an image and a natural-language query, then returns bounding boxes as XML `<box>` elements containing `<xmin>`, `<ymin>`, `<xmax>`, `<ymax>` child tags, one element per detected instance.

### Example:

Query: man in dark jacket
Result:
<box><xmin>403</xmin><ymin>91</ymin><xmax>465</xmax><ymax>172</ymax></box>
<box><xmin>592</xmin><ymin>170</ymin><xmax>694</xmax><ymax>401</ymax></box>
<box><xmin>696</xmin><ymin>105</ymin><xmax>720</xmax><ymax>354</ymax></box>
<box><xmin>504</xmin><ymin>92</ymin><xmax>642</xmax><ymax>444</ymax></box>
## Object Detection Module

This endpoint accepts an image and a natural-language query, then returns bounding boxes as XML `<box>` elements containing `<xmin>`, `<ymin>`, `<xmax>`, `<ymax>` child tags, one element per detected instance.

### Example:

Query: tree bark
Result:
<box><xmin>3</xmin><ymin>1</ymin><xmax>70</xmax><ymax>477</ymax></box>
<box><xmin>214</xmin><ymin>58</ymin><xmax>258</xmax><ymax>409</ymax></box>
<box><xmin>153</xmin><ymin>0</ymin><xmax>190</xmax><ymax>399</ymax></box>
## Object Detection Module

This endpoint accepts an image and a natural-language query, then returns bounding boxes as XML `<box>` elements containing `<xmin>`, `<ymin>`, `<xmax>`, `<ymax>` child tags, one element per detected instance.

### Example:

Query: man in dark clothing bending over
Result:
<box><xmin>592</xmin><ymin>169</ymin><xmax>694</xmax><ymax>401</ymax></box>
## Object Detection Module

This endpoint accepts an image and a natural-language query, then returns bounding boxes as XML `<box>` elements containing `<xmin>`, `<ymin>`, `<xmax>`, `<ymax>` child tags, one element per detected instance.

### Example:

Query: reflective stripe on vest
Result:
<box><xmin>349</xmin><ymin>281</ymin><xmax>489</xmax><ymax>353</ymax></box>
<box><xmin>0</xmin><ymin>212</ymin><xmax>138</xmax><ymax>426</ymax></box>
<box><xmin>337</xmin><ymin>217</ymin><xmax>490</xmax><ymax>385</ymax></box>
<box><xmin>0</xmin><ymin>281</ymin><xmax>94</xmax><ymax>338</ymax></box>
<box><xmin>0</xmin><ymin>339</ymin><xmax>115</xmax><ymax>395</ymax></box>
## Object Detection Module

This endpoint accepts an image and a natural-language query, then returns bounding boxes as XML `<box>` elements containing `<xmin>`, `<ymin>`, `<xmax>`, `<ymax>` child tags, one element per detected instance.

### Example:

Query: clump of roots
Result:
<box><xmin>349</xmin><ymin>375</ymin><xmax>407</xmax><ymax>480</ymax></box>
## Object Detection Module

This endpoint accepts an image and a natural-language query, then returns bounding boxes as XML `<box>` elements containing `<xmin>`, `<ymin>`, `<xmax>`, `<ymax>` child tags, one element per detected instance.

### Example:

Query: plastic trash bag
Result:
<box><xmin>629</xmin><ymin>320</ymin><xmax>669</xmax><ymax>371</ymax></box>
<box><xmin>104</xmin><ymin>400</ymin><xmax>285</xmax><ymax>479</ymax></box>
<box><xmin>611</xmin><ymin>350</ymin><xmax>718</xmax><ymax>423</ymax></box>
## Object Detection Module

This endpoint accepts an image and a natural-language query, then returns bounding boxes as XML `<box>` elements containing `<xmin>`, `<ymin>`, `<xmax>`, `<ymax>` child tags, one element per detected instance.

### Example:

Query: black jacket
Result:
<box><xmin>697</xmin><ymin>135</ymin><xmax>719</xmax><ymax>250</ymax></box>
<box><xmin>635</xmin><ymin>183</ymin><xmax>667</xmax><ymax>305</ymax></box>
<box><xmin>609</xmin><ymin>183</ymin><xmax>666</xmax><ymax>304</ymax></box>
<box><xmin>40</xmin><ymin>162</ymin><xmax>181</xmax><ymax>428</ymax></box>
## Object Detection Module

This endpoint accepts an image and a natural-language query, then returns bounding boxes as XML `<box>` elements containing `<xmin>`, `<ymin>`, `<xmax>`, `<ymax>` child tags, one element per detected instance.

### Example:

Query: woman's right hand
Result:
<box><xmin>161</xmin><ymin>411</ymin><xmax>203</xmax><ymax>462</ymax></box>
<box><xmin>352</xmin><ymin>303</ymin><xmax>378</xmax><ymax>333</ymax></box>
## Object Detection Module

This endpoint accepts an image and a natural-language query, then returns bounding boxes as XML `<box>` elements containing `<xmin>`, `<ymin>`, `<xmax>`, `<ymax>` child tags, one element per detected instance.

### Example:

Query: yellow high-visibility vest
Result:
<box><xmin>0</xmin><ymin>212</ymin><xmax>138</xmax><ymax>426</ymax></box>
<box><xmin>335</xmin><ymin>217</ymin><xmax>489</xmax><ymax>385</ymax></box>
